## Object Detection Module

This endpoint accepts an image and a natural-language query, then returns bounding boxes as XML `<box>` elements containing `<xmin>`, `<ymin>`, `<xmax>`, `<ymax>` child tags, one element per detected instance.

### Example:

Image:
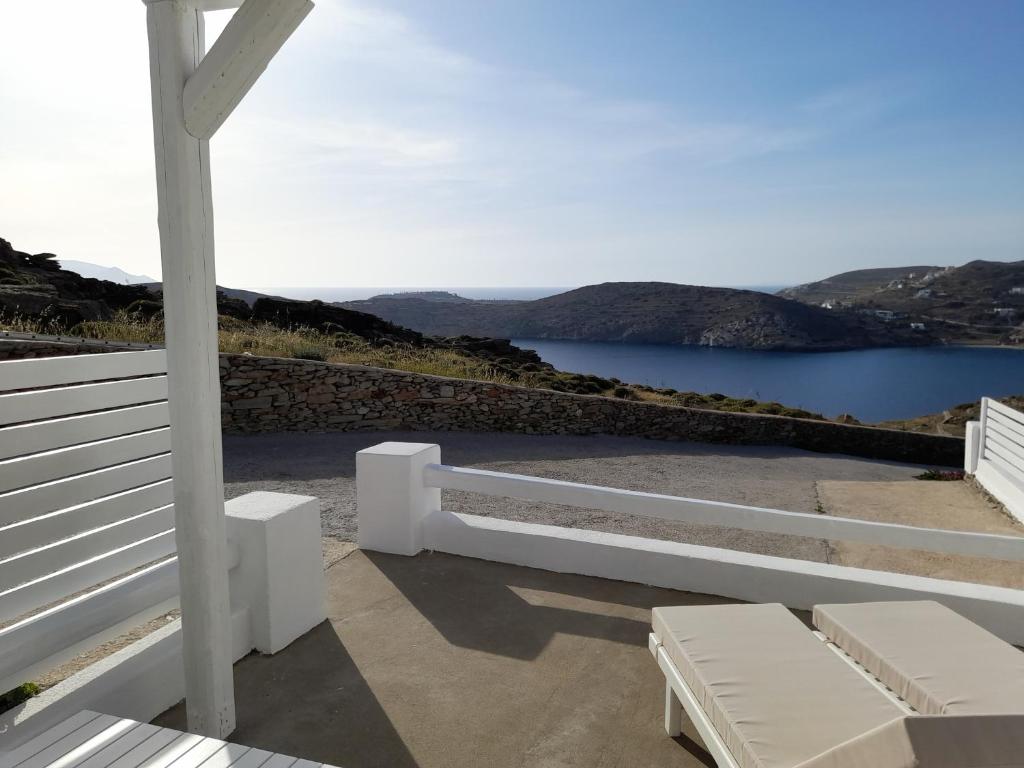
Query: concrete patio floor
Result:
<box><xmin>155</xmin><ymin>548</ymin><xmax>741</xmax><ymax>768</ymax></box>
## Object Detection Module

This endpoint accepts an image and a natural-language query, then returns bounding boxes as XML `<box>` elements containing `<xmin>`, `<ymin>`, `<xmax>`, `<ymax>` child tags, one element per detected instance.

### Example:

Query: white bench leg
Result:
<box><xmin>664</xmin><ymin>680</ymin><xmax>682</xmax><ymax>737</ymax></box>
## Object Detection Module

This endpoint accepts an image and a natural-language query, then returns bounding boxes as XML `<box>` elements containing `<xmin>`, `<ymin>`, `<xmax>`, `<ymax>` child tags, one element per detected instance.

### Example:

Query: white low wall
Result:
<box><xmin>424</xmin><ymin>510</ymin><xmax>1024</xmax><ymax>643</ymax></box>
<box><xmin>0</xmin><ymin>492</ymin><xmax>326</xmax><ymax>751</ymax></box>
<box><xmin>357</xmin><ymin>442</ymin><xmax>1024</xmax><ymax>646</ymax></box>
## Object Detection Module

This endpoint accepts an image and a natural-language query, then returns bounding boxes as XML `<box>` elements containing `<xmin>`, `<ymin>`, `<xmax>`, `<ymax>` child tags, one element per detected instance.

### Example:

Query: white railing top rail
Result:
<box><xmin>423</xmin><ymin>463</ymin><xmax>1024</xmax><ymax>563</ymax></box>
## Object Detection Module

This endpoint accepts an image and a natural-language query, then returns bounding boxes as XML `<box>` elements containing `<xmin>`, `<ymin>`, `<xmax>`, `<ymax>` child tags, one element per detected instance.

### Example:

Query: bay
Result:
<box><xmin>511</xmin><ymin>339</ymin><xmax>1024</xmax><ymax>422</ymax></box>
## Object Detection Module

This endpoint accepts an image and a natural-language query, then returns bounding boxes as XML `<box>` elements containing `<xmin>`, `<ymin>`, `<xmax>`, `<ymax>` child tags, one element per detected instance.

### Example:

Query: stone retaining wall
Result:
<box><xmin>0</xmin><ymin>338</ymin><xmax>963</xmax><ymax>465</ymax></box>
<box><xmin>0</xmin><ymin>338</ymin><xmax>135</xmax><ymax>360</ymax></box>
<box><xmin>217</xmin><ymin>352</ymin><xmax>963</xmax><ymax>466</ymax></box>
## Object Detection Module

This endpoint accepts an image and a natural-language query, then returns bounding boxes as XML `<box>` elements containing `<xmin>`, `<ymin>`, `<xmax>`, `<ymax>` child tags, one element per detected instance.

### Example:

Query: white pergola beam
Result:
<box><xmin>183</xmin><ymin>0</ymin><xmax>313</xmax><ymax>140</ymax></box>
<box><xmin>192</xmin><ymin>1</ymin><xmax>244</xmax><ymax>9</ymax></box>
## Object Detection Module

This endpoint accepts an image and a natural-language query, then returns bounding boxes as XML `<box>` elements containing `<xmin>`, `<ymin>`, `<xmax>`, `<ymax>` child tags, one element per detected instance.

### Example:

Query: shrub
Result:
<box><xmin>0</xmin><ymin>682</ymin><xmax>40</xmax><ymax>715</ymax></box>
<box><xmin>915</xmin><ymin>469</ymin><xmax>966</xmax><ymax>481</ymax></box>
<box><xmin>293</xmin><ymin>347</ymin><xmax>326</xmax><ymax>362</ymax></box>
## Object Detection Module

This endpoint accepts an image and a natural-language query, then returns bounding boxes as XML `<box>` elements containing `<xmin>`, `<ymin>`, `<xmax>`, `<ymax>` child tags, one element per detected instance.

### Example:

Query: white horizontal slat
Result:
<box><xmin>983</xmin><ymin>444</ymin><xmax>1024</xmax><ymax>487</ymax></box>
<box><xmin>0</xmin><ymin>454</ymin><xmax>173</xmax><ymax>527</ymax></box>
<box><xmin>71</xmin><ymin>722</ymin><xmax>161</xmax><ymax>768</ymax></box>
<box><xmin>0</xmin><ymin>376</ymin><xmax>168</xmax><ymax>426</ymax></box>
<box><xmin>42</xmin><ymin>720</ymin><xmax>147</xmax><ymax>768</ymax></box>
<box><xmin>260</xmin><ymin>756</ymin><xmax>303</xmax><ymax>768</ymax></box>
<box><xmin>985</xmin><ymin>428</ymin><xmax>1024</xmax><ymax>466</ymax></box>
<box><xmin>0</xmin><ymin>428</ymin><xmax>171</xmax><ymax>494</ymax></box>
<box><xmin>987</xmin><ymin>418</ymin><xmax>1024</xmax><ymax>451</ymax></box>
<box><xmin>197</xmin><ymin>743</ymin><xmax>253</xmax><ymax>768</ymax></box>
<box><xmin>0</xmin><ymin>558</ymin><xmax>178</xmax><ymax>690</ymax></box>
<box><xmin>226</xmin><ymin>748</ymin><xmax>277</xmax><ymax>768</ymax></box>
<box><xmin>101</xmin><ymin>727</ymin><xmax>186</xmax><ymax>768</ymax></box>
<box><xmin>0</xmin><ymin>402</ymin><xmax>169</xmax><ymax>461</ymax></box>
<box><xmin>138</xmin><ymin>734</ymin><xmax>213</xmax><ymax>768</ymax></box>
<box><xmin>0</xmin><ymin>480</ymin><xmax>173</xmax><ymax>559</ymax></box>
<box><xmin>1</xmin><ymin>711</ymin><xmax>105</xmax><ymax>767</ymax></box>
<box><xmin>987</xmin><ymin>410</ymin><xmax>1024</xmax><ymax>445</ymax></box>
<box><xmin>10</xmin><ymin>712</ymin><xmax>125</xmax><ymax>768</ymax></box>
<box><xmin>0</xmin><ymin>530</ymin><xmax>176</xmax><ymax>623</ymax></box>
<box><xmin>0</xmin><ymin>505</ymin><xmax>175</xmax><ymax>589</ymax></box>
<box><xmin>156</xmin><ymin>734</ymin><xmax>227</xmax><ymax>768</ymax></box>
<box><xmin>986</xmin><ymin>397</ymin><xmax>1024</xmax><ymax>427</ymax></box>
<box><xmin>98</xmin><ymin>729</ymin><xmax>187</xmax><ymax>768</ymax></box>
<box><xmin>0</xmin><ymin>349</ymin><xmax>166</xmax><ymax>391</ymax></box>
<box><xmin>424</xmin><ymin>463</ymin><xmax>1024</xmax><ymax>562</ymax></box>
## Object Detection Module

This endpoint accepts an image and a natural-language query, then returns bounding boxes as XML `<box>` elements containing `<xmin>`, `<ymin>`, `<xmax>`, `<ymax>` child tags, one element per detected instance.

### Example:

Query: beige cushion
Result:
<box><xmin>794</xmin><ymin>714</ymin><xmax>1024</xmax><ymax>768</ymax></box>
<box><xmin>652</xmin><ymin>603</ymin><xmax>903</xmax><ymax>768</ymax></box>
<box><xmin>812</xmin><ymin>601</ymin><xmax>1024</xmax><ymax>715</ymax></box>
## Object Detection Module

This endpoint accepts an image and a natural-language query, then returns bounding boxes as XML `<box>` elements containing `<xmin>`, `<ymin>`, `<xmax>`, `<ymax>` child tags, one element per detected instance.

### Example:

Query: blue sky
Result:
<box><xmin>1</xmin><ymin>1</ymin><xmax>1021</xmax><ymax>289</ymax></box>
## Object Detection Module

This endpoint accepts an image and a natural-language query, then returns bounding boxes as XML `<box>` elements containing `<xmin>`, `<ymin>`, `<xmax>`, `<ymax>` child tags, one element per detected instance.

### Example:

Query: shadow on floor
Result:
<box><xmin>153</xmin><ymin>621</ymin><xmax>420</xmax><ymax>768</ymax></box>
<box><xmin>365</xmin><ymin>549</ymin><xmax>730</xmax><ymax>661</ymax></box>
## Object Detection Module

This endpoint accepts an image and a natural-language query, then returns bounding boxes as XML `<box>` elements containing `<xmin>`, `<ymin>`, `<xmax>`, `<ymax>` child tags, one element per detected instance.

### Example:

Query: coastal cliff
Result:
<box><xmin>342</xmin><ymin>282</ymin><xmax>931</xmax><ymax>350</ymax></box>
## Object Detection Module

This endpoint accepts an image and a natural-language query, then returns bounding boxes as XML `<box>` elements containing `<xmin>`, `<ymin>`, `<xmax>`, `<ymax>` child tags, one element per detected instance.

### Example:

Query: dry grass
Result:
<box><xmin>2</xmin><ymin>310</ymin><xmax>517</xmax><ymax>385</ymax></box>
<box><xmin>1</xmin><ymin>310</ymin><xmax>835</xmax><ymax>419</ymax></box>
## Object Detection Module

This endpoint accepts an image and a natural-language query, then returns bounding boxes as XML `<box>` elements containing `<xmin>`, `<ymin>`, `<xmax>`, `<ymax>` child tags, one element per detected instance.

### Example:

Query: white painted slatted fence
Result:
<box><xmin>0</xmin><ymin>350</ymin><xmax>326</xmax><ymax>752</ymax></box>
<box><xmin>968</xmin><ymin>398</ymin><xmax>1024</xmax><ymax>524</ymax></box>
<box><xmin>0</xmin><ymin>351</ymin><xmax>179</xmax><ymax>693</ymax></box>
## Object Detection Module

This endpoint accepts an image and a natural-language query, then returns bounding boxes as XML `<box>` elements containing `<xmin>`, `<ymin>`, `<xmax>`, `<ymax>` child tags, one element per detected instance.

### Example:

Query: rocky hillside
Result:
<box><xmin>343</xmin><ymin>282</ymin><xmax>929</xmax><ymax>350</ymax></box>
<box><xmin>778</xmin><ymin>265</ymin><xmax>941</xmax><ymax>305</ymax></box>
<box><xmin>0</xmin><ymin>238</ymin><xmax>152</xmax><ymax>325</ymax></box>
<box><xmin>0</xmin><ymin>237</ymin><xmax>547</xmax><ymax>371</ymax></box>
<box><xmin>880</xmin><ymin>394</ymin><xmax>1024</xmax><ymax>437</ymax></box>
<box><xmin>781</xmin><ymin>260</ymin><xmax>1024</xmax><ymax>345</ymax></box>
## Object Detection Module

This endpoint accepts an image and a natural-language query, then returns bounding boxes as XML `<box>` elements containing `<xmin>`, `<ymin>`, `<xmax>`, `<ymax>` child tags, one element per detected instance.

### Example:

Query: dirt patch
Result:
<box><xmin>818</xmin><ymin>479</ymin><xmax>1023</xmax><ymax>587</ymax></box>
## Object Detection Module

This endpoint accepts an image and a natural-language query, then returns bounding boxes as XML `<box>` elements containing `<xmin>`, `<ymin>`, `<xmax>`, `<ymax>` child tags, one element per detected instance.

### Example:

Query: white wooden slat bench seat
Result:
<box><xmin>0</xmin><ymin>710</ymin><xmax>339</xmax><ymax>768</ymax></box>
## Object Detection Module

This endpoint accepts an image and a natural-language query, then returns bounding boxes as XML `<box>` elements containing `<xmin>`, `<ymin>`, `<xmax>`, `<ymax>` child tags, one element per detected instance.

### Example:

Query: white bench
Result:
<box><xmin>0</xmin><ymin>710</ymin><xmax>339</xmax><ymax>768</ymax></box>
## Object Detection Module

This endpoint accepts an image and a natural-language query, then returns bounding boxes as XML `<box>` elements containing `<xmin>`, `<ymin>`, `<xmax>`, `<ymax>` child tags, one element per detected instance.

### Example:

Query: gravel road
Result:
<box><xmin>223</xmin><ymin>430</ymin><xmax>931</xmax><ymax>564</ymax></box>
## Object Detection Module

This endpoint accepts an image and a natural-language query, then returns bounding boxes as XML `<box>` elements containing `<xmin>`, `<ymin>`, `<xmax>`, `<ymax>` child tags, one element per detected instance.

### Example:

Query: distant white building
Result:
<box><xmin>994</xmin><ymin>307</ymin><xmax>1017</xmax><ymax>318</ymax></box>
<box><xmin>873</xmin><ymin>309</ymin><xmax>896</xmax><ymax>321</ymax></box>
<box><xmin>910</xmin><ymin>322</ymin><xmax>926</xmax><ymax>331</ymax></box>
<box><xmin>1010</xmin><ymin>286</ymin><xmax>1024</xmax><ymax>295</ymax></box>
<box><xmin>914</xmin><ymin>288</ymin><xmax>932</xmax><ymax>299</ymax></box>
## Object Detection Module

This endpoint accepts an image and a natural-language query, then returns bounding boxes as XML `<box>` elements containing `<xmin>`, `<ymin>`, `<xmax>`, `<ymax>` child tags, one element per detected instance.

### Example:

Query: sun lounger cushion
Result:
<box><xmin>793</xmin><ymin>714</ymin><xmax>1024</xmax><ymax>768</ymax></box>
<box><xmin>812</xmin><ymin>601</ymin><xmax>1024</xmax><ymax>715</ymax></box>
<box><xmin>652</xmin><ymin>603</ymin><xmax>904</xmax><ymax>768</ymax></box>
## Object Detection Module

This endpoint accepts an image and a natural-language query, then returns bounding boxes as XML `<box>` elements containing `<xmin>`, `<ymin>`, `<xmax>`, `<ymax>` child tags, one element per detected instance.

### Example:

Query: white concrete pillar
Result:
<box><xmin>144</xmin><ymin>0</ymin><xmax>234</xmax><ymax>737</ymax></box>
<box><xmin>357</xmin><ymin>443</ymin><xmax>441</xmax><ymax>555</ymax></box>
<box><xmin>226</xmin><ymin>492</ymin><xmax>327</xmax><ymax>653</ymax></box>
<box><xmin>965</xmin><ymin>420</ymin><xmax>982</xmax><ymax>474</ymax></box>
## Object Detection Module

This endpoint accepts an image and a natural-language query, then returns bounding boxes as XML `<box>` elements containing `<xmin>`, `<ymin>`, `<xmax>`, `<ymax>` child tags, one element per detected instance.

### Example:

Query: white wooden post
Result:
<box><xmin>664</xmin><ymin>681</ymin><xmax>682</xmax><ymax>737</ymax></box>
<box><xmin>964</xmin><ymin>420</ymin><xmax>981</xmax><ymax>474</ymax></box>
<box><xmin>144</xmin><ymin>0</ymin><xmax>235</xmax><ymax>738</ymax></box>
<box><xmin>143</xmin><ymin>0</ymin><xmax>311</xmax><ymax>736</ymax></box>
<box><xmin>356</xmin><ymin>443</ymin><xmax>441</xmax><ymax>555</ymax></box>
